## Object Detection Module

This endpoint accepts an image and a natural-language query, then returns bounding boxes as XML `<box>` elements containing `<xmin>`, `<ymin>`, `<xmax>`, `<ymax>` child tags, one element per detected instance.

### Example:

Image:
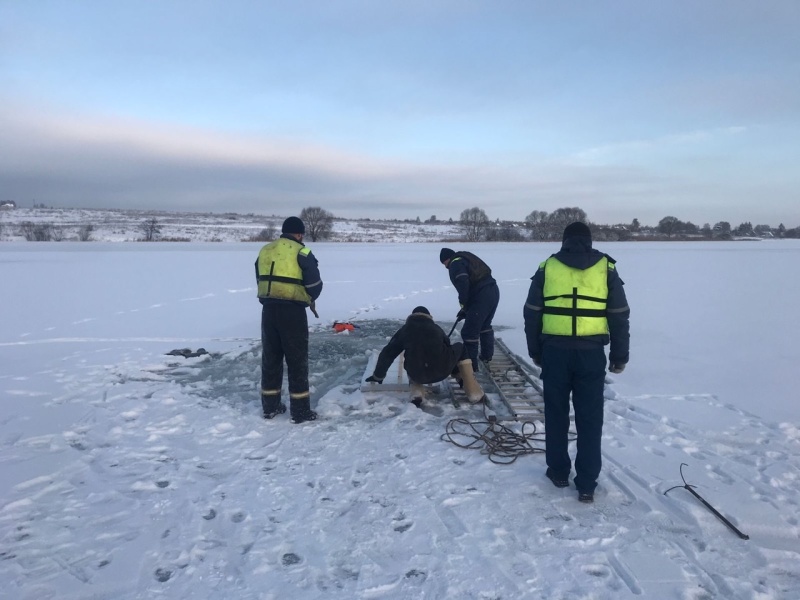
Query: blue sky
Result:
<box><xmin>1</xmin><ymin>1</ymin><xmax>798</xmax><ymax>226</ymax></box>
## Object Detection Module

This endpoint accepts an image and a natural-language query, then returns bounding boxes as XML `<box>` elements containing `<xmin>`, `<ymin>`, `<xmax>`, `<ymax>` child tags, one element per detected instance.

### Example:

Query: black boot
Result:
<box><xmin>290</xmin><ymin>397</ymin><xmax>317</xmax><ymax>424</ymax></box>
<box><xmin>262</xmin><ymin>395</ymin><xmax>286</xmax><ymax>420</ymax></box>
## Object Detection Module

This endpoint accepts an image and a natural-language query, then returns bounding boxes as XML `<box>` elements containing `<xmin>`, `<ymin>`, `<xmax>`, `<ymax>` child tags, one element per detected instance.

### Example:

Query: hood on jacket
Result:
<box><xmin>407</xmin><ymin>311</ymin><xmax>433</xmax><ymax>322</ymax></box>
<box><xmin>553</xmin><ymin>235</ymin><xmax>606</xmax><ymax>270</ymax></box>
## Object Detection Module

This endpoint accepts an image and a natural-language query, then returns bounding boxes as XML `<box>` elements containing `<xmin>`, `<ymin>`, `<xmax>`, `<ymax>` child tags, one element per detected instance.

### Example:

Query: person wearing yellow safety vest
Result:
<box><xmin>524</xmin><ymin>221</ymin><xmax>630</xmax><ymax>503</ymax></box>
<box><xmin>256</xmin><ymin>216</ymin><xmax>323</xmax><ymax>424</ymax></box>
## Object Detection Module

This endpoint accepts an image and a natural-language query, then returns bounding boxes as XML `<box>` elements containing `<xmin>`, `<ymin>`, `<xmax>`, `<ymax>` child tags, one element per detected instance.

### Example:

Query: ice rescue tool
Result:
<box><xmin>664</xmin><ymin>463</ymin><xmax>749</xmax><ymax>540</ymax></box>
<box><xmin>333</xmin><ymin>321</ymin><xmax>357</xmax><ymax>333</ymax></box>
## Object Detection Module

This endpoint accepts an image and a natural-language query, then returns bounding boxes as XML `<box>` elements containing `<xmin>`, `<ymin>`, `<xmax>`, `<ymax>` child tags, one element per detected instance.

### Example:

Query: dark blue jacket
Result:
<box><xmin>447</xmin><ymin>252</ymin><xmax>497</xmax><ymax>308</ymax></box>
<box><xmin>524</xmin><ymin>236</ymin><xmax>630</xmax><ymax>364</ymax></box>
<box><xmin>374</xmin><ymin>312</ymin><xmax>462</xmax><ymax>384</ymax></box>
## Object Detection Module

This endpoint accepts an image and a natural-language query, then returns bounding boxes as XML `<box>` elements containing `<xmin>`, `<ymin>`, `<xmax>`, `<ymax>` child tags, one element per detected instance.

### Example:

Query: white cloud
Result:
<box><xmin>572</xmin><ymin>126</ymin><xmax>748</xmax><ymax>165</ymax></box>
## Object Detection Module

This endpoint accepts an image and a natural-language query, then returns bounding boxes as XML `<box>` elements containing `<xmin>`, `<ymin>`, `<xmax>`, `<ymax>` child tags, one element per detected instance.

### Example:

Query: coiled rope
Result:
<box><xmin>441</xmin><ymin>404</ymin><xmax>578</xmax><ymax>464</ymax></box>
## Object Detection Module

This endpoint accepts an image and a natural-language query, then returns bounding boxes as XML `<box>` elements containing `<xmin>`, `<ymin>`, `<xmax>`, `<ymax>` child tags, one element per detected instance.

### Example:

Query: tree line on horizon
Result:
<box><xmin>343</xmin><ymin>206</ymin><xmax>798</xmax><ymax>242</ymax></box>
<box><xmin>2</xmin><ymin>204</ymin><xmax>799</xmax><ymax>242</ymax></box>
<box><xmin>445</xmin><ymin>207</ymin><xmax>798</xmax><ymax>242</ymax></box>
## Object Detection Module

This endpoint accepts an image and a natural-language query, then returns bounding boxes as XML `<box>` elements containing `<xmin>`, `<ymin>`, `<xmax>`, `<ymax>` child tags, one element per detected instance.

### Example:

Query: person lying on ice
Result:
<box><xmin>364</xmin><ymin>306</ymin><xmax>486</xmax><ymax>407</ymax></box>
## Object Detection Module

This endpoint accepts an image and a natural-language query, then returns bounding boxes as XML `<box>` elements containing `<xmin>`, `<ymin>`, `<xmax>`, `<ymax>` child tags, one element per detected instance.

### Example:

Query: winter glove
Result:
<box><xmin>609</xmin><ymin>362</ymin><xmax>626</xmax><ymax>374</ymax></box>
<box><xmin>532</xmin><ymin>355</ymin><xmax>542</xmax><ymax>368</ymax></box>
<box><xmin>364</xmin><ymin>375</ymin><xmax>383</xmax><ymax>384</ymax></box>
<box><xmin>456</xmin><ymin>308</ymin><xmax>467</xmax><ymax>320</ymax></box>
<box><xmin>309</xmin><ymin>301</ymin><xmax>319</xmax><ymax>319</ymax></box>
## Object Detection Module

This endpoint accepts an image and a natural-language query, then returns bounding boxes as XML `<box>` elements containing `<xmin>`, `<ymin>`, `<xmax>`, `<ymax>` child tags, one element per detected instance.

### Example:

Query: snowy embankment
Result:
<box><xmin>0</xmin><ymin>207</ymin><xmax>463</xmax><ymax>243</ymax></box>
<box><xmin>1</xmin><ymin>241</ymin><xmax>799</xmax><ymax>599</ymax></box>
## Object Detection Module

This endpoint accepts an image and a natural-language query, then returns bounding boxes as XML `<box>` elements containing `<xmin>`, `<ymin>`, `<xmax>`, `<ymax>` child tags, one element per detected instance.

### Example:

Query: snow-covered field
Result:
<box><xmin>1</xmin><ymin>238</ymin><xmax>799</xmax><ymax>599</ymax></box>
<box><xmin>0</xmin><ymin>208</ymin><xmax>462</xmax><ymax>243</ymax></box>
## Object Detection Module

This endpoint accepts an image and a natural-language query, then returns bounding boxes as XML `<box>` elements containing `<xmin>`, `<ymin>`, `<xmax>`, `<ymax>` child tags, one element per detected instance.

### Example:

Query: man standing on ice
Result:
<box><xmin>256</xmin><ymin>216</ymin><xmax>323</xmax><ymax>424</ymax></box>
<box><xmin>439</xmin><ymin>247</ymin><xmax>500</xmax><ymax>371</ymax></box>
<box><xmin>524</xmin><ymin>221</ymin><xmax>630</xmax><ymax>503</ymax></box>
<box><xmin>364</xmin><ymin>306</ymin><xmax>486</xmax><ymax>406</ymax></box>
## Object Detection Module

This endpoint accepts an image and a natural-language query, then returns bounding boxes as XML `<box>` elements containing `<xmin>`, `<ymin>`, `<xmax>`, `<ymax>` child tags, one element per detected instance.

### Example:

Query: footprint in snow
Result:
<box><xmin>282</xmin><ymin>552</ymin><xmax>302</xmax><ymax>566</ymax></box>
<box><xmin>405</xmin><ymin>569</ymin><xmax>427</xmax><ymax>581</ymax></box>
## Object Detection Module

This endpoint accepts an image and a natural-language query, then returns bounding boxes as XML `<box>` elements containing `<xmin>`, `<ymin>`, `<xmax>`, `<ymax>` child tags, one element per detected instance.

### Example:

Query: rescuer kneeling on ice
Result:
<box><xmin>365</xmin><ymin>306</ymin><xmax>486</xmax><ymax>407</ymax></box>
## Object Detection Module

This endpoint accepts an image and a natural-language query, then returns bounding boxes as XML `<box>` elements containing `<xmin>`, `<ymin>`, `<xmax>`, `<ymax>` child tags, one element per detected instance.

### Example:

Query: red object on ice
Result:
<box><xmin>333</xmin><ymin>322</ymin><xmax>356</xmax><ymax>333</ymax></box>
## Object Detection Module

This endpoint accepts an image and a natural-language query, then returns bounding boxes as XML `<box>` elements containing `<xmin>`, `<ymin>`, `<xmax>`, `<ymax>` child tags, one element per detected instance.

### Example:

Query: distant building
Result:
<box><xmin>0</xmin><ymin>200</ymin><xmax>16</xmax><ymax>209</ymax></box>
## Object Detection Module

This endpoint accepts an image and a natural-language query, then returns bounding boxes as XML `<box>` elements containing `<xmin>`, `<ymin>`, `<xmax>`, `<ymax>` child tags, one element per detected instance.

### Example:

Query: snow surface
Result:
<box><xmin>1</xmin><ymin>239</ymin><xmax>799</xmax><ymax>599</ymax></box>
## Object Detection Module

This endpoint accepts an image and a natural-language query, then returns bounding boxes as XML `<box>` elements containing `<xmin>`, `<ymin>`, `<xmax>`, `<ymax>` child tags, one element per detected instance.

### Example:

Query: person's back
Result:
<box><xmin>523</xmin><ymin>221</ymin><xmax>629</xmax><ymax>503</ymax></box>
<box><xmin>439</xmin><ymin>248</ymin><xmax>501</xmax><ymax>370</ymax></box>
<box><xmin>365</xmin><ymin>306</ymin><xmax>486</xmax><ymax>405</ymax></box>
<box><xmin>256</xmin><ymin>216</ymin><xmax>323</xmax><ymax>424</ymax></box>
<box><xmin>374</xmin><ymin>308</ymin><xmax>458</xmax><ymax>385</ymax></box>
<box><xmin>525</xmin><ymin>223</ymin><xmax>629</xmax><ymax>361</ymax></box>
<box><xmin>400</xmin><ymin>314</ymin><xmax>457</xmax><ymax>384</ymax></box>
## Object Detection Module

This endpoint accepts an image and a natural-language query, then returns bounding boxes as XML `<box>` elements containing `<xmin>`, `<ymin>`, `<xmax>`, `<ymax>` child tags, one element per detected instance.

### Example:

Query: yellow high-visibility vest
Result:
<box><xmin>541</xmin><ymin>257</ymin><xmax>611</xmax><ymax>336</ymax></box>
<box><xmin>256</xmin><ymin>238</ymin><xmax>312</xmax><ymax>304</ymax></box>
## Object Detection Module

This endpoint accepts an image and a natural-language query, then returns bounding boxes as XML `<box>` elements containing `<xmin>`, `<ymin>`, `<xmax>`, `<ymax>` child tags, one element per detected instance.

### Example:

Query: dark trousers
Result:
<box><xmin>541</xmin><ymin>344</ymin><xmax>607</xmax><ymax>493</ymax></box>
<box><xmin>460</xmin><ymin>283</ymin><xmax>500</xmax><ymax>368</ymax></box>
<box><xmin>260</xmin><ymin>302</ymin><xmax>309</xmax><ymax>411</ymax></box>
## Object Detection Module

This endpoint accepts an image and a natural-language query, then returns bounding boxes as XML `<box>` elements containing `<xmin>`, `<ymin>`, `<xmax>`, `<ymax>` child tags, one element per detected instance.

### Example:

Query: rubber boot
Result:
<box><xmin>409</xmin><ymin>381</ymin><xmax>425</xmax><ymax>408</ymax></box>
<box><xmin>290</xmin><ymin>396</ymin><xmax>317</xmax><ymax>424</ymax></box>
<box><xmin>261</xmin><ymin>391</ymin><xmax>286</xmax><ymax>419</ymax></box>
<box><xmin>457</xmin><ymin>359</ymin><xmax>486</xmax><ymax>404</ymax></box>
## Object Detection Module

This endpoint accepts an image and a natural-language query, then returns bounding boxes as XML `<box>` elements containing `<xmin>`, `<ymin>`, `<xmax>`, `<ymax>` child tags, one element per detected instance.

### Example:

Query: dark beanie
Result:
<box><xmin>439</xmin><ymin>248</ymin><xmax>456</xmax><ymax>263</ymax></box>
<box><xmin>562</xmin><ymin>221</ymin><xmax>591</xmax><ymax>241</ymax></box>
<box><xmin>412</xmin><ymin>306</ymin><xmax>430</xmax><ymax>315</ymax></box>
<box><xmin>282</xmin><ymin>216</ymin><xmax>305</xmax><ymax>234</ymax></box>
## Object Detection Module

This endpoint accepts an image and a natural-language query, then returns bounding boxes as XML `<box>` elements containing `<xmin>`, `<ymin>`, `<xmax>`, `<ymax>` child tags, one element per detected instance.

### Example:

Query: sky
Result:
<box><xmin>1</xmin><ymin>1</ymin><xmax>799</xmax><ymax>226</ymax></box>
<box><xmin>2</xmin><ymin>239</ymin><xmax>799</xmax><ymax>597</ymax></box>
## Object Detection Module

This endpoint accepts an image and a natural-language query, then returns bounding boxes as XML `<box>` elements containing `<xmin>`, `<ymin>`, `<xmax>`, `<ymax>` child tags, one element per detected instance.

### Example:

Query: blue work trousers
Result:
<box><xmin>541</xmin><ymin>343</ymin><xmax>607</xmax><ymax>493</ymax></box>
<box><xmin>460</xmin><ymin>283</ymin><xmax>499</xmax><ymax>369</ymax></box>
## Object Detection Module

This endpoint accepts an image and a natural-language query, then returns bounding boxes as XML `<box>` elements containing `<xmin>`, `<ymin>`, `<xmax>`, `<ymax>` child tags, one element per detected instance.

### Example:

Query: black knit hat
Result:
<box><xmin>282</xmin><ymin>216</ymin><xmax>305</xmax><ymax>234</ymax></box>
<box><xmin>412</xmin><ymin>306</ymin><xmax>430</xmax><ymax>315</ymax></box>
<box><xmin>562</xmin><ymin>221</ymin><xmax>591</xmax><ymax>241</ymax></box>
<box><xmin>439</xmin><ymin>248</ymin><xmax>456</xmax><ymax>263</ymax></box>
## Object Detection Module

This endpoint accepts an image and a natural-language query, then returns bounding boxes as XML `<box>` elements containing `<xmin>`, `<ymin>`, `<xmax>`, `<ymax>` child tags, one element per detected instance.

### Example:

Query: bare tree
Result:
<box><xmin>713</xmin><ymin>221</ymin><xmax>732</xmax><ymax>240</ymax></box>
<box><xmin>524</xmin><ymin>210</ymin><xmax>548</xmax><ymax>227</ymax></box>
<box><xmin>658</xmin><ymin>216</ymin><xmax>681</xmax><ymax>238</ymax></box>
<box><xmin>247</xmin><ymin>222</ymin><xmax>277</xmax><ymax>242</ymax></box>
<box><xmin>19</xmin><ymin>221</ymin><xmax>55</xmax><ymax>241</ymax></box>
<box><xmin>460</xmin><ymin>207</ymin><xmax>490</xmax><ymax>242</ymax></box>
<box><xmin>486</xmin><ymin>223</ymin><xmax>525</xmax><ymax>241</ymax></box>
<box><xmin>140</xmin><ymin>217</ymin><xmax>161</xmax><ymax>241</ymax></box>
<box><xmin>19</xmin><ymin>221</ymin><xmax>37</xmax><ymax>241</ymax></box>
<box><xmin>299</xmin><ymin>207</ymin><xmax>334</xmax><ymax>242</ymax></box>
<box><xmin>753</xmin><ymin>224</ymin><xmax>772</xmax><ymax>237</ymax></box>
<box><xmin>524</xmin><ymin>210</ymin><xmax>549</xmax><ymax>240</ymax></box>
<box><xmin>78</xmin><ymin>223</ymin><xmax>95</xmax><ymax>241</ymax></box>
<box><xmin>547</xmin><ymin>207</ymin><xmax>588</xmax><ymax>231</ymax></box>
<box><xmin>50</xmin><ymin>226</ymin><xmax>65</xmax><ymax>241</ymax></box>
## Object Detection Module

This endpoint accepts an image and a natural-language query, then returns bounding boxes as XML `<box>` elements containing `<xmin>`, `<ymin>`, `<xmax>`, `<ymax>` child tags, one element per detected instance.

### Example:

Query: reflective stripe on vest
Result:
<box><xmin>541</xmin><ymin>257</ymin><xmax>610</xmax><ymax>337</ymax></box>
<box><xmin>256</xmin><ymin>238</ymin><xmax>312</xmax><ymax>304</ymax></box>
